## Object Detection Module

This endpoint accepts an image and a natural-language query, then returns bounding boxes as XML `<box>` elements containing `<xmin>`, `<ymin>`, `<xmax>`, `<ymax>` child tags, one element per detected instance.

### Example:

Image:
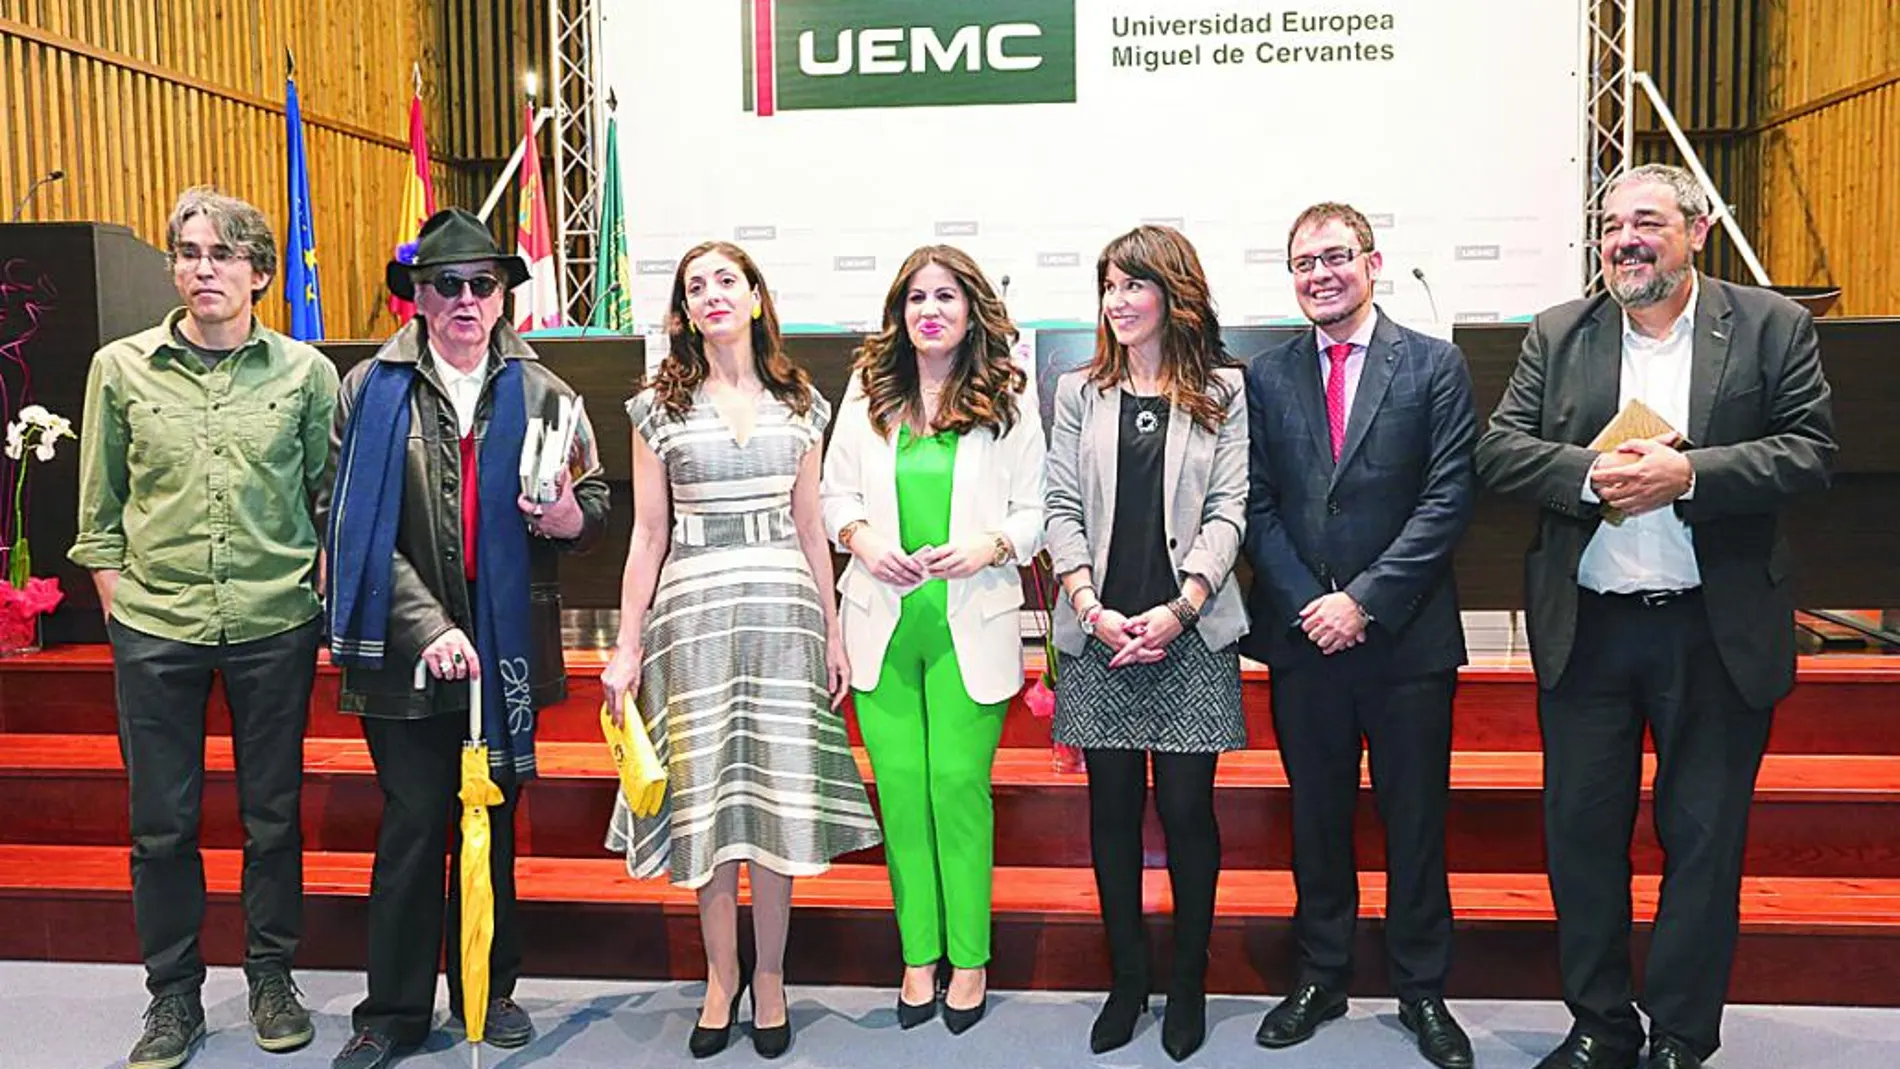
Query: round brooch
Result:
<box><xmin>1135</xmin><ymin>409</ymin><xmax>1161</xmax><ymax>435</ymax></box>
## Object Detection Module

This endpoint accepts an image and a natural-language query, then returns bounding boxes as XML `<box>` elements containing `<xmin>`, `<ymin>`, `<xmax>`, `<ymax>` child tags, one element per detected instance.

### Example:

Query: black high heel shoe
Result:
<box><xmin>897</xmin><ymin>964</ymin><xmax>941</xmax><ymax>1030</ymax></box>
<box><xmin>687</xmin><ymin>976</ymin><xmax>747</xmax><ymax>1060</ymax></box>
<box><xmin>750</xmin><ymin>985</ymin><xmax>791</xmax><ymax>1059</ymax></box>
<box><xmin>1089</xmin><ymin>984</ymin><xmax>1149</xmax><ymax>1055</ymax></box>
<box><xmin>943</xmin><ymin>967</ymin><xmax>988</xmax><ymax>1035</ymax></box>
<box><xmin>1160</xmin><ymin>985</ymin><xmax>1207</xmax><ymax>1062</ymax></box>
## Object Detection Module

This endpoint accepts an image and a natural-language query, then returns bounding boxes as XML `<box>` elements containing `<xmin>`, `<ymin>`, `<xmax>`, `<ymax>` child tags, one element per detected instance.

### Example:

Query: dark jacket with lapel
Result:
<box><xmin>320</xmin><ymin>320</ymin><xmax>612</xmax><ymax>719</ymax></box>
<box><xmin>1473</xmin><ymin>274</ymin><xmax>1835</xmax><ymax>709</ymax></box>
<box><xmin>1240</xmin><ymin>311</ymin><xmax>1478</xmax><ymax>678</ymax></box>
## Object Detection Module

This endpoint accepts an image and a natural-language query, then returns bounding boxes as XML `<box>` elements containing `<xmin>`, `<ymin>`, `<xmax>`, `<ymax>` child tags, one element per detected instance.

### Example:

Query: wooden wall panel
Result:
<box><xmin>1634</xmin><ymin>0</ymin><xmax>1758</xmax><ymax>284</ymax></box>
<box><xmin>0</xmin><ymin>1</ymin><xmax>546</xmax><ymax>340</ymax></box>
<box><xmin>1752</xmin><ymin>0</ymin><xmax>1900</xmax><ymax>314</ymax></box>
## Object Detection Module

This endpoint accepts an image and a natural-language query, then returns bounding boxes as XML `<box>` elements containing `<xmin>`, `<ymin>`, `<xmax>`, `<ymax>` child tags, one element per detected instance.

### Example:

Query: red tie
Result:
<box><xmin>1325</xmin><ymin>342</ymin><xmax>1353</xmax><ymax>463</ymax></box>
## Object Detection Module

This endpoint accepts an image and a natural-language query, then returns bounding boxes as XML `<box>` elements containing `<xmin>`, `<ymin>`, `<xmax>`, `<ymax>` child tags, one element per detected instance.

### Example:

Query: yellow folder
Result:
<box><xmin>599</xmin><ymin>701</ymin><xmax>666</xmax><ymax>818</ymax></box>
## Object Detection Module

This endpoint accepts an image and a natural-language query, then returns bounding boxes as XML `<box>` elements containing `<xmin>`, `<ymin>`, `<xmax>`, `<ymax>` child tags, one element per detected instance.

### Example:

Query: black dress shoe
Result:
<box><xmin>330</xmin><ymin>1029</ymin><xmax>417</xmax><ymax>1069</ymax></box>
<box><xmin>1160</xmin><ymin>989</ymin><xmax>1206</xmax><ymax>1062</ymax></box>
<box><xmin>688</xmin><ymin>979</ymin><xmax>747</xmax><ymax>1060</ymax></box>
<box><xmin>1089</xmin><ymin>985</ymin><xmax>1150</xmax><ymax>1054</ymax></box>
<box><xmin>1399</xmin><ymin>998</ymin><xmax>1474</xmax><ymax>1069</ymax></box>
<box><xmin>1647</xmin><ymin>1035</ymin><xmax>1705</xmax><ymax>1069</ymax></box>
<box><xmin>751</xmin><ymin>986</ymin><xmax>792</xmax><ymax>1059</ymax></box>
<box><xmin>1254</xmin><ymin>983</ymin><xmax>1348</xmax><ymax>1048</ymax></box>
<box><xmin>476</xmin><ymin>997</ymin><xmax>535</xmax><ymax>1049</ymax></box>
<box><xmin>1531</xmin><ymin>1032</ymin><xmax>1640</xmax><ymax>1069</ymax></box>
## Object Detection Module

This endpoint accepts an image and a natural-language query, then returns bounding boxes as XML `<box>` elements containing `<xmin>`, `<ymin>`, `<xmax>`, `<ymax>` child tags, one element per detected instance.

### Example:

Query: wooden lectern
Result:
<box><xmin>0</xmin><ymin>223</ymin><xmax>178</xmax><ymax>644</ymax></box>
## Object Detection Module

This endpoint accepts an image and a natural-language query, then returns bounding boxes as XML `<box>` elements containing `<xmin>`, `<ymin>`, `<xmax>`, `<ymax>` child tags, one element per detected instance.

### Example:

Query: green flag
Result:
<box><xmin>589</xmin><ymin>115</ymin><xmax>633</xmax><ymax>332</ymax></box>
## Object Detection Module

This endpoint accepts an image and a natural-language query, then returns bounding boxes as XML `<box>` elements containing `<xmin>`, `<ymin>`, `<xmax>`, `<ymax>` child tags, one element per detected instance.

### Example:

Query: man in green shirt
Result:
<box><xmin>70</xmin><ymin>187</ymin><xmax>339</xmax><ymax>1069</ymax></box>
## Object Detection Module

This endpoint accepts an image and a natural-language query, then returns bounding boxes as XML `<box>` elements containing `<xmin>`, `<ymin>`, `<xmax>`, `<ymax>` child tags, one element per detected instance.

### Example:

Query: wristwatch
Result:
<box><xmin>988</xmin><ymin>531</ymin><xmax>1012</xmax><ymax>567</ymax></box>
<box><xmin>1079</xmin><ymin>604</ymin><xmax>1104</xmax><ymax>636</ymax></box>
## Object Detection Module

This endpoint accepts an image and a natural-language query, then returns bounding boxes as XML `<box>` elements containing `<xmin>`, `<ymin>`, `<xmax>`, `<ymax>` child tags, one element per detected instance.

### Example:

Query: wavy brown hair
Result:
<box><xmin>1089</xmin><ymin>225</ymin><xmax>1237</xmax><ymax>432</ymax></box>
<box><xmin>853</xmin><ymin>245</ymin><xmax>1024</xmax><ymax>440</ymax></box>
<box><xmin>648</xmin><ymin>241</ymin><xmax>812</xmax><ymax>421</ymax></box>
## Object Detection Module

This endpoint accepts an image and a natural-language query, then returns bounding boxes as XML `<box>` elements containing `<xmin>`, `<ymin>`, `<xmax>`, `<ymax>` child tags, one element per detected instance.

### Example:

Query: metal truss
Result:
<box><xmin>549</xmin><ymin>0</ymin><xmax>604</xmax><ymax>324</ymax></box>
<box><xmin>1582</xmin><ymin>0</ymin><xmax>1635</xmax><ymax>294</ymax></box>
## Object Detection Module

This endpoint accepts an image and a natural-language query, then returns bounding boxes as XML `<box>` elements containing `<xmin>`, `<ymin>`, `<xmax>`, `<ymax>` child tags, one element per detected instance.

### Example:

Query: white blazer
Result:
<box><xmin>821</xmin><ymin>371</ymin><xmax>1047</xmax><ymax>704</ymax></box>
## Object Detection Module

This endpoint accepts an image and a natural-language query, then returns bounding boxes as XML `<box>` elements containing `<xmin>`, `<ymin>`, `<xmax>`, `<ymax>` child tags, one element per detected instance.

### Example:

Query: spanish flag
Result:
<box><xmin>388</xmin><ymin>82</ymin><xmax>436</xmax><ymax>325</ymax></box>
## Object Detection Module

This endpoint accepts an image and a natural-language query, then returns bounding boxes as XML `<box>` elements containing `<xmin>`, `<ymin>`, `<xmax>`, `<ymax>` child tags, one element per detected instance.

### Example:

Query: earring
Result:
<box><xmin>688</xmin><ymin>320</ymin><xmax>698</xmax><ymax>335</ymax></box>
<box><xmin>751</xmin><ymin>304</ymin><xmax>762</xmax><ymax>321</ymax></box>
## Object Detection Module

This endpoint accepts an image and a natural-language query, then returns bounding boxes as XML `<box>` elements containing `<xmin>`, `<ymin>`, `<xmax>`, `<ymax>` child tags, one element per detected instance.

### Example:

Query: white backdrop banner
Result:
<box><xmin>604</xmin><ymin>1</ymin><xmax>1585</xmax><ymax>332</ymax></box>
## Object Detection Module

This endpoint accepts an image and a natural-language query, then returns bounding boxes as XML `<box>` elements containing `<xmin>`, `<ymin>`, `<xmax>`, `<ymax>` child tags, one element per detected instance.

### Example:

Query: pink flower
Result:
<box><xmin>1023</xmin><ymin>677</ymin><xmax>1055</xmax><ymax>719</ymax></box>
<box><xmin>0</xmin><ymin>575</ymin><xmax>62</xmax><ymax>617</ymax></box>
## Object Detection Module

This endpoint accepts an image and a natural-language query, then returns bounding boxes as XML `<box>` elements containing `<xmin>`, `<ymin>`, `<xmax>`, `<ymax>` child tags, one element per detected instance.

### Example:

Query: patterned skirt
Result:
<box><xmin>1052</xmin><ymin>630</ymin><xmax>1247</xmax><ymax>753</ymax></box>
<box><xmin>606</xmin><ymin>539</ymin><xmax>883</xmax><ymax>888</ymax></box>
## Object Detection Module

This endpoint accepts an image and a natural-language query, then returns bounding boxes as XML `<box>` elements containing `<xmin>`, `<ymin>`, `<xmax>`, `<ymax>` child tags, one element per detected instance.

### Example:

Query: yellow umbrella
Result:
<box><xmin>459</xmin><ymin>664</ymin><xmax>502</xmax><ymax>1069</ymax></box>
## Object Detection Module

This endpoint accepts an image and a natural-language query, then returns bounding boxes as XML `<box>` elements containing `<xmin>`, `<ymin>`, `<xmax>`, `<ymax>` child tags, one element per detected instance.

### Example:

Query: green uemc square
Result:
<box><xmin>766</xmin><ymin>0</ymin><xmax>1077</xmax><ymax>112</ymax></box>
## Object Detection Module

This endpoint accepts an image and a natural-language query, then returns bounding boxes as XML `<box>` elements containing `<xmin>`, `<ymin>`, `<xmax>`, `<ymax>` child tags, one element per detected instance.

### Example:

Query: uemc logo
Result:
<box><xmin>742</xmin><ymin>0</ymin><xmax>1077</xmax><ymax>116</ymax></box>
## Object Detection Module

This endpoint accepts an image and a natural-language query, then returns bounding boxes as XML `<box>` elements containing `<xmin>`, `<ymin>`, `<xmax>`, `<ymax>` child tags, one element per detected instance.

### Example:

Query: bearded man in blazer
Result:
<box><xmin>1241</xmin><ymin>202</ymin><xmax>1479</xmax><ymax>1069</ymax></box>
<box><xmin>1475</xmin><ymin>163</ymin><xmax>1835</xmax><ymax>1069</ymax></box>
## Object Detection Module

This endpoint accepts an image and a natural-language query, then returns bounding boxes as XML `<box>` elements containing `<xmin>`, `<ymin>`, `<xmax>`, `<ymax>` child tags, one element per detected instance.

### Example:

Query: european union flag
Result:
<box><xmin>285</xmin><ymin>74</ymin><xmax>324</xmax><ymax>340</ymax></box>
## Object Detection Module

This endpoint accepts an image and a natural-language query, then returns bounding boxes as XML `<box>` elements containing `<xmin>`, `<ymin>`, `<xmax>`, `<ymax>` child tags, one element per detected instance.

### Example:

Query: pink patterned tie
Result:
<box><xmin>1325</xmin><ymin>342</ymin><xmax>1353</xmax><ymax>462</ymax></box>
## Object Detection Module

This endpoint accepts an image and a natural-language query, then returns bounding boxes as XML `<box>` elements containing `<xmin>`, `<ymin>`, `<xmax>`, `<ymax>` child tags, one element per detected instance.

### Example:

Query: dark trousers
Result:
<box><xmin>1270</xmin><ymin>663</ymin><xmax>1456</xmax><ymax>1000</ymax></box>
<box><xmin>1085</xmin><ymin>748</ymin><xmax>1222</xmax><ymax>994</ymax></box>
<box><xmin>109</xmin><ymin>616</ymin><xmax>319</xmax><ymax>998</ymax></box>
<box><xmin>1540</xmin><ymin>590</ymin><xmax>1769</xmax><ymax>1060</ymax></box>
<box><xmin>352</xmin><ymin>711</ymin><xmax>521</xmax><ymax>1045</ymax></box>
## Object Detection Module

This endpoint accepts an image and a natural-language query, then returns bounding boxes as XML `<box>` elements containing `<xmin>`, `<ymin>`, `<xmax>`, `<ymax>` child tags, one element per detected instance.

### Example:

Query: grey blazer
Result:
<box><xmin>1044</xmin><ymin>366</ymin><xmax>1250</xmax><ymax>656</ymax></box>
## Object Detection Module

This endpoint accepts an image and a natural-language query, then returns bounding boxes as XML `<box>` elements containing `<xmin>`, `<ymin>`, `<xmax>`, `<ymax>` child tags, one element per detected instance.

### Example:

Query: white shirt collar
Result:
<box><xmin>1621</xmin><ymin>274</ymin><xmax>1699</xmax><ymax>346</ymax></box>
<box><xmin>1316</xmin><ymin>307</ymin><xmax>1380</xmax><ymax>353</ymax></box>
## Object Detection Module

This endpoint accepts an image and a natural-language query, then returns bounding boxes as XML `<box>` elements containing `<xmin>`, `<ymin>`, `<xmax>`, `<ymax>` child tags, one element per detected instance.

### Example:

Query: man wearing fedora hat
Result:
<box><xmin>323</xmin><ymin>208</ymin><xmax>610</xmax><ymax>1069</ymax></box>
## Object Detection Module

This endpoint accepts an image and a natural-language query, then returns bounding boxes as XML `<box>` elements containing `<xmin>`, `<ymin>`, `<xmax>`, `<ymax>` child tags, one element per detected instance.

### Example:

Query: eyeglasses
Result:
<box><xmin>424</xmin><ymin>274</ymin><xmax>503</xmax><ymax>299</ymax></box>
<box><xmin>1287</xmin><ymin>247</ymin><xmax>1365</xmax><ymax>275</ymax></box>
<box><xmin>171</xmin><ymin>244</ymin><xmax>246</xmax><ymax>268</ymax></box>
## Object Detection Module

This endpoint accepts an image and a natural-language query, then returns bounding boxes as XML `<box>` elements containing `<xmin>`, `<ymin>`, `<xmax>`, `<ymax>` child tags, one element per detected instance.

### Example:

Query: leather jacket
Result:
<box><xmin>323</xmin><ymin>319</ymin><xmax>610</xmax><ymax>719</ymax></box>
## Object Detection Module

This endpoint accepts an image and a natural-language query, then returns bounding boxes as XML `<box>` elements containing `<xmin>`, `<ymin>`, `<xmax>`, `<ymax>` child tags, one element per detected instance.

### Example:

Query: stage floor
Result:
<box><xmin>3</xmin><ymin>962</ymin><xmax>1897</xmax><ymax>1069</ymax></box>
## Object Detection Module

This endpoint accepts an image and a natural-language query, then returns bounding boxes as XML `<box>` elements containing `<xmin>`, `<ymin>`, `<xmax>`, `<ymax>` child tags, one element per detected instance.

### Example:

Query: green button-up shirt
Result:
<box><xmin>70</xmin><ymin>308</ymin><xmax>340</xmax><ymax>644</ymax></box>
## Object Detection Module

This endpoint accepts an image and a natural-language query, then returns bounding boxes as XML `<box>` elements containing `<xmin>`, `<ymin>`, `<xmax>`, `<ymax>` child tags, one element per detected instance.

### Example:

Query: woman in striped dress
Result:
<box><xmin>601</xmin><ymin>241</ymin><xmax>881</xmax><ymax>1060</ymax></box>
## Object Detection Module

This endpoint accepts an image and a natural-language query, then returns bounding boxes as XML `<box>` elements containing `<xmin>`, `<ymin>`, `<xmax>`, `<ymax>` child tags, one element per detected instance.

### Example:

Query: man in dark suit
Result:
<box><xmin>1475</xmin><ymin>163</ymin><xmax>1835</xmax><ymax>1069</ymax></box>
<box><xmin>1242</xmin><ymin>202</ymin><xmax>1478</xmax><ymax>1069</ymax></box>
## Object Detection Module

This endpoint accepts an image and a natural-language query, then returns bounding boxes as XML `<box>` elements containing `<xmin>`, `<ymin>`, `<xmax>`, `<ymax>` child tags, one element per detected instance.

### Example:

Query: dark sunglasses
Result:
<box><xmin>425</xmin><ymin>273</ymin><xmax>503</xmax><ymax>299</ymax></box>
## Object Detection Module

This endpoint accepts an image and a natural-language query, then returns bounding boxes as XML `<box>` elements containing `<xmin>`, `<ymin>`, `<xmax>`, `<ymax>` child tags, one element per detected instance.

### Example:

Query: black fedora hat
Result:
<box><xmin>386</xmin><ymin>208</ymin><xmax>531</xmax><ymax>300</ymax></box>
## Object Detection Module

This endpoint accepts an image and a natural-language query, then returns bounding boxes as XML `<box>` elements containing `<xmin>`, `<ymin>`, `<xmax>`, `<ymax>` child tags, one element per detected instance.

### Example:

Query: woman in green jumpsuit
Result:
<box><xmin>821</xmin><ymin>245</ymin><xmax>1046</xmax><ymax>1035</ymax></box>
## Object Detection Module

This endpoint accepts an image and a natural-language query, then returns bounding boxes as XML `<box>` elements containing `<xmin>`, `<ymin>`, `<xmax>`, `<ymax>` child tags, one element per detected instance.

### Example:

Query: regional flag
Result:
<box><xmin>512</xmin><ymin>102</ymin><xmax>561</xmax><ymax>332</ymax></box>
<box><xmin>588</xmin><ymin>112</ymin><xmax>632</xmax><ymax>333</ymax></box>
<box><xmin>285</xmin><ymin>73</ymin><xmax>324</xmax><ymax>340</ymax></box>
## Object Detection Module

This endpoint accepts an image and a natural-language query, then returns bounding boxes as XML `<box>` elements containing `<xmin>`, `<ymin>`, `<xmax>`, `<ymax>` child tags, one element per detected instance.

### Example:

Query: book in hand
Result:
<box><xmin>1588</xmin><ymin>399</ymin><xmax>1682</xmax><ymax>525</ymax></box>
<box><xmin>519</xmin><ymin>394</ymin><xmax>585</xmax><ymax>503</ymax></box>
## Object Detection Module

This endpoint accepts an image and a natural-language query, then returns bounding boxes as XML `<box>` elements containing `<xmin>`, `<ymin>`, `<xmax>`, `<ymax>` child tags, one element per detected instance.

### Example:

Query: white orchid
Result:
<box><xmin>6</xmin><ymin>403</ymin><xmax>74</xmax><ymax>592</ymax></box>
<box><xmin>4</xmin><ymin>405</ymin><xmax>74</xmax><ymax>465</ymax></box>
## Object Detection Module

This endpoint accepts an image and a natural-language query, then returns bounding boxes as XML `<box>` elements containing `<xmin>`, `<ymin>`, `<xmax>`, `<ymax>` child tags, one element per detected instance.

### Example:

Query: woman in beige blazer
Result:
<box><xmin>821</xmin><ymin>245</ymin><xmax>1045</xmax><ymax>1035</ymax></box>
<box><xmin>1043</xmin><ymin>224</ymin><xmax>1249</xmax><ymax>1062</ymax></box>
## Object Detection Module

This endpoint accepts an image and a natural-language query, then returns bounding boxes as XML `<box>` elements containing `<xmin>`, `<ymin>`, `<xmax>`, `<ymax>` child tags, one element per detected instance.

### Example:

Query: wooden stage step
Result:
<box><xmin>3</xmin><ymin>844</ymin><xmax>1897</xmax><ymax>1005</ymax></box>
<box><xmin>5</xmin><ymin>735</ymin><xmax>1899</xmax><ymax>877</ymax></box>
<box><xmin>3</xmin><ymin>646</ymin><xmax>1898</xmax><ymax>754</ymax></box>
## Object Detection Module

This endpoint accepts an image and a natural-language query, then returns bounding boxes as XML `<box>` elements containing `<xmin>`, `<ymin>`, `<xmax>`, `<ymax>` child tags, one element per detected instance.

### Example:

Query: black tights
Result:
<box><xmin>1085</xmin><ymin>748</ymin><xmax>1222</xmax><ymax>993</ymax></box>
